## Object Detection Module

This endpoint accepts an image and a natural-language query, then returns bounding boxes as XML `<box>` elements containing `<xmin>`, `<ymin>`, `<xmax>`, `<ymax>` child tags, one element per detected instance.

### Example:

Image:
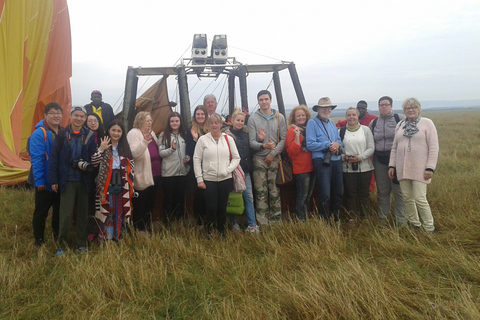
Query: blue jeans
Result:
<box><xmin>313</xmin><ymin>158</ymin><xmax>344</xmax><ymax>221</ymax></box>
<box><xmin>294</xmin><ymin>172</ymin><xmax>316</xmax><ymax>221</ymax></box>
<box><xmin>229</xmin><ymin>173</ymin><xmax>257</xmax><ymax>227</ymax></box>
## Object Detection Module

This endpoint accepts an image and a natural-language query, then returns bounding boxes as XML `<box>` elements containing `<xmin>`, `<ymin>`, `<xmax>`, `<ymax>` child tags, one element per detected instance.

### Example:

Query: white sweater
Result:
<box><xmin>340</xmin><ymin>125</ymin><xmax>375</xmax><ymax>173</ymax></box>
<box><xmin>193</xmin><ymin>133</ymin><xmax>240</xmax><ymax>183</ymax></box>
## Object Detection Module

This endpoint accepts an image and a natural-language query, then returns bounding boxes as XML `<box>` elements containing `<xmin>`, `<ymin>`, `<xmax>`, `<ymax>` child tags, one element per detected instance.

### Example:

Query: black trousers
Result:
<box><xmin>204</xmin><ymin>179</ymin><xmax>232</xmax><ymax>235</ymax></box>
<box><xmin>343</xmin><ymin>171</ymin><xmax>372</xmax><ymax>218</ymax></box>
<box><xmin>32</xmin><ymin>189</ymin><xmax>60</xmax><ymax>242</ymax></box>
<box><xmin>162</xmin><ymin>176</ymin><xmax>187</xmax><ymax>222</ymax></box>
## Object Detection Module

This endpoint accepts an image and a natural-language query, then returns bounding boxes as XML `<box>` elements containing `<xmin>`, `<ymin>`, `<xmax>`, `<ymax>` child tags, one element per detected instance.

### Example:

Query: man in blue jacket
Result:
<box><xmin>49</xmin><ymin>106</ymin><xmax>96</xmax><ymax>255</ymax></box>
<box><xmin>28</xmin><ymin>102</ymin><xmax>63</xmax><ymax>247</ymax></box>
<box><xmin>306</xmin><ymin>97</ymin><xmax>343</xmax><ymax>223</ymax></box>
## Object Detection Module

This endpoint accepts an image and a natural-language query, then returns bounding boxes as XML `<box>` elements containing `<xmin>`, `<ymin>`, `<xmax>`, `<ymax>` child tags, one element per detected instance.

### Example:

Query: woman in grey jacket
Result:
<box><xmin>193</xmin><ymin>114</ymin><xmax>240</xmax><ymax>236</ymax></box>
<box><xmin>159</xmin><ymin>112</ymin><xmax>189</xmax><ymax>222</ymax></box>
<box><xmin>341</xmin><ymin>107</ymin><xmax>375</xmax><ymax>220</ymax></box>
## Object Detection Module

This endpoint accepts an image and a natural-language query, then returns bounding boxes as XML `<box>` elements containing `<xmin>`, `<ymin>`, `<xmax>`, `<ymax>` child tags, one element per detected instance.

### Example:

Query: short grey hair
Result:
<box><xmin>402</xmin><ymin>97</ymin><xmax>422</xmax><ymax>113</ymax></box>
<box><xmin>203</xmin><ymin>94</ymin><xmax>217</xmax><ymax>106</ymax></box>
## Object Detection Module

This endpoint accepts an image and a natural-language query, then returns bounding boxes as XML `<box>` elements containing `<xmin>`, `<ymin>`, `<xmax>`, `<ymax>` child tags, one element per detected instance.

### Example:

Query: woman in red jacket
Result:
<box><xmin>286</xmin><ymin>105</ymin><xmax>315</xmax><ymax>222</ymax></box>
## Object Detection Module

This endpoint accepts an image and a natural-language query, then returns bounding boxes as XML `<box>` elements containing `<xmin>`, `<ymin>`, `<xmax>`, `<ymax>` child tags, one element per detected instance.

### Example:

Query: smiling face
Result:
<box><xmin>86</xmin><ymin>115</ymin><xmax>99</xmax><ymax>131</ymax></box>
<box><xmin>70</xmin><ymin>111</ymin><xmax>86</xmax><ymax>130</ymax></box>
<box><xmin>209</xmin><ymin>117</ymin><xmax>221</xmax><ymax>134</ymax></box>
<box><xmin>232</xmin><ymin>114</ymin><xmax>245</xmax><ymax>130</ymax></box>
<box><xmin>294</xmin><ymin>110</ymin><xmax>307</xmax><ymax>126</ymax></box>
<box><xmin>317</xmin><ymin>107</ymin><xmax>332</xmax><ymax>121</ymax></box>
<box><xmin>45</xmin><ymin>109</ymin><xmax>63</xmax><ymax>128</ymax></box>
<box><xmin>346</xmin><ymin>109</ymin><xmax>359</xmax><ymax>127</ymax></box>
<box><xmin>404</xmin><ymin>104</ymin><xmax>420</xmax><ymax>122</ymax></box>
<box><xmin>170</xmin><ymin>116</ymin><xmax>181</xmax><ymax>133</ymax></box>
<box><xmin>195</xmin><ymin>109</ymin><xmax>206</xmax><ymax>125</ymax></box>
<box><xmin>109</xmin><ymin>124</ymin><xmax>123</xmax><ymax>144</ymax></box>
<box><xmin>258</xmin><ymin>94</ymin><xmax>272</xmax><ymax>113</ymax></box>
<box><xmin>204</xmin><ymin>97</ymin><xmax>217</xmax><ymax>115</ymax></box>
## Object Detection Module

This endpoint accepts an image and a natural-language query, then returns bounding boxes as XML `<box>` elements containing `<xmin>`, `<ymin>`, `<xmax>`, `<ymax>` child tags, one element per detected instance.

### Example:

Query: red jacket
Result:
<box><xmin>285</xmin><ymin>127</ymin><xmax>314</xmax><ymax>174</ymax></box>
<box><xmin>336</xmin><ymin>113</ymin><xmax>378</xmax><ymax>128</ymax></box>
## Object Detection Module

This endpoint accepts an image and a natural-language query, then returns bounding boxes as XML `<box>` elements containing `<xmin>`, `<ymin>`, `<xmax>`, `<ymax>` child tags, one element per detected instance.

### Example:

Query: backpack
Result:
<box><xmin>370</xmin><ymin>114</ymin><xmax>400</xmax><ymax>134</ymax></box>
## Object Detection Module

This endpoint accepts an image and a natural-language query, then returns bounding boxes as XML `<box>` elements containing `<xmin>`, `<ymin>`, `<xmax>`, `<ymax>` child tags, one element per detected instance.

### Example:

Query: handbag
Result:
<box><xmin>224</xmin><ymin>135</ymin><xmax>246</xmax><ymax>192</ymax></box>
<box><xmin>276</xmin><ymin>152</ymin><xmax>294</xmax><ymax>186</ymax></box>
<box><xmin>275</xmin><ymin>113</ymin><xmax>294</xmax><ymax>186</ymax></box>
<box><xmin>226</xmin><ymin>192</ymin><xmax>245</xmax><ymax>215</ymax></box>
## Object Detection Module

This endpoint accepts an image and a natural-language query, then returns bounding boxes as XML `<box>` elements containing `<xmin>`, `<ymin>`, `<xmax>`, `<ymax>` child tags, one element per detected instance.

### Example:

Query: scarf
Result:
<box><xmin>403</xmin><ymin>117</ymin><xmax>421</xmax><ymax>138</ymax></box>
<box><xmin>346</xmin><ymin>123</ymin><xmax>360</xmax><ymax>132</ymax></box>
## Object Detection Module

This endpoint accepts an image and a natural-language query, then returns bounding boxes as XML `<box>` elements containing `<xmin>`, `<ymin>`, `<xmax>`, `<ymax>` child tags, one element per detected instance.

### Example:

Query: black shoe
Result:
<box><xmin>34</xmin><ymin>239</ymin><xmax>44</xmax><ymax>248</ymax></box>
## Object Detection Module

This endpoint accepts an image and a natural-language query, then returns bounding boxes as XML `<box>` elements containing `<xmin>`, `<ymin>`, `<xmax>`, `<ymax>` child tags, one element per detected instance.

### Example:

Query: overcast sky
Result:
<box><xmin>68</xmin><ymin>0</ymin><xmax>480</xmax><ymax>114</ymax></box>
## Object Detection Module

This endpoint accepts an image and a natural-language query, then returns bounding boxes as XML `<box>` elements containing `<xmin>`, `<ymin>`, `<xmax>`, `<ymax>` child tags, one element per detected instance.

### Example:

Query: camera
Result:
<box><xmin>323</xmin><ymin>151</ymin><xmax>332</xmax><ymax>167</ymax></box>
<box><xmin>352</xmin><ymin>161</ymin><xmax>358</xmax><ymax>171</ymax></box>
<box><xmin>72</xmin><ymin>159</ymin><xmax>93</xmax><ymax>172</ymax></box>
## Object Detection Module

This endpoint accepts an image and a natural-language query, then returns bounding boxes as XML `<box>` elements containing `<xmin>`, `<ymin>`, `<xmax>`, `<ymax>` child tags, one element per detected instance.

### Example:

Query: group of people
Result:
<box><xmin>28</xmin><ymin>89</ymin><xmax>439</xmax><ymax>255</ymax></box>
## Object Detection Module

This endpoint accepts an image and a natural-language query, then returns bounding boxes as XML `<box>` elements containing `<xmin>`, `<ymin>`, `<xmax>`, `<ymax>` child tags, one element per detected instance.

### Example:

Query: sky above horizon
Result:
<box><xmin>68</xmin><ymin>0</ymin><xmax>480</xmax><ymax>114</ymax></box>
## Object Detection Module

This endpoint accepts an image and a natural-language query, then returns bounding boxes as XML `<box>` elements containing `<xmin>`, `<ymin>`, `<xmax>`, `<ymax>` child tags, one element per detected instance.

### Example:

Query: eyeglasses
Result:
<box><xmin>405</xmin><ymin>107</ymin><xmax>418</xmax><ymax>111</ymax></box>
<box><xmin>47</xmin><ymin>112</ymin><xmax>62</xmax><ymax>116</ymax></box>
<box><xmin>379</xmin><ymin>104</ymin><xmax>391</xmax><ymax>108</ymax></box>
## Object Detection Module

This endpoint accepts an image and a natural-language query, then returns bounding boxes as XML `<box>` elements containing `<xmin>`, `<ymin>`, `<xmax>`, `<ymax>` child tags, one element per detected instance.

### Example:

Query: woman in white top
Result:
<box><xmin>340</xmin><ymin>107</ymin><xmax>375</xmax><ymax>219</ymax></box>
<box><xmin>158</xmin><ymin>112</ymin><xmax>189</xmax><ymax>222</ymax></box>
<box><xmin>193</xmin><ymin>114</ymin><xmax>240</xmax><ymax>236</ymax></box>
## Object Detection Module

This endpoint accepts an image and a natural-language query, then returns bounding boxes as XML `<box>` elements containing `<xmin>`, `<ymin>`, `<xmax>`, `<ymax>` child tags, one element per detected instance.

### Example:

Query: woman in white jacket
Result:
<box><xmin>194</xmin><ymin>114</ymin><xmax>240</xmax><ymax>236</ymax></box>
<box><xmin>340</xmin><ymin>107</ymin><xmax>375</xmax><ymax>220</ymax></box>
<box><xmin>159</xmin><ymin>112</ymin><xmax>189</xmax><ymax>222</ymax></box>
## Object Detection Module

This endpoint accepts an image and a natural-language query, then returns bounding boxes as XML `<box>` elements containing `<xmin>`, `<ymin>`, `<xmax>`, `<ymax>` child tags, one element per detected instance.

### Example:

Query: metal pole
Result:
<box><xmin>228</xmin><ymin>72</ymin><xmax>236</xmax><ymax>116</ymax></box>
<box><xmin>288</xmin><ymin>63</ymin><xmax>306</xmax><ymax>106</ymax></box>
<box><xmin>177</xmin><ymin>67</ymin><xmax>192</xmax><ymax>127</ymax></box>
<box><xmin>123</xmin><ymin>66</ymin><xmax>139</xmax><ymax>131</ymax></box>
<box><xmin>238</xmin><ymin>65</ymin><xmax>248</xmax><ymax>114</ymax></box>
<box><xmin>273</xmin><ymin>70</ymin><xmax>286</xmax><ymax>117</ymax></box>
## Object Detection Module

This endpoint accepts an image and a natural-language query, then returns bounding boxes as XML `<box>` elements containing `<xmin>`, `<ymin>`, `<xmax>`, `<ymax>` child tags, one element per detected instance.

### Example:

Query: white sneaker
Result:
<box><xmin>232</xmin><ymin>223</ymin><xmax>241</xmax><ymax>232</ymax></box>
<box><xmin>245</xmin><ymin>225</ymin><xmax>260</xmax><ymax>234</ymax></box>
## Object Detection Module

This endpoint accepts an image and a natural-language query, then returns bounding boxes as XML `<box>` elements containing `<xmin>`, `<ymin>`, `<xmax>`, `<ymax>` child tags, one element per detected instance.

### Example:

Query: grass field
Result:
<box><xmin>1</xmin><ymin>110</ymin><xmax>480</xmax><ymax>319</ymax></box>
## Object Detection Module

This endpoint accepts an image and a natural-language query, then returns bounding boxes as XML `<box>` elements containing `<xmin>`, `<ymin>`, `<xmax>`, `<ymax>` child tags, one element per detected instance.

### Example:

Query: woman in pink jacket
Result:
<box><xmin>388</xmin><ymin>98</ymin><xmax>439</xmax><ymax>232</ymax></box>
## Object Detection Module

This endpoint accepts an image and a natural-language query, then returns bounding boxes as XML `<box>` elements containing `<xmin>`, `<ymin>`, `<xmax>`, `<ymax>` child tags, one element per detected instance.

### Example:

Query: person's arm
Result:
<box><xmin>388</xmin><ymin>127</ymin><xmax>399</xmax><ymax>179</ymax></box>
<box><xmin>158</xmin><ymin>133</ymin><xmax>175</xmax><ymax>158</ymax></box>
<box><xmin>359</xmin><ymin>126</ymin><xmax>375</xmax><ymax>161</ymax></box>
<box><xmin>424</xmin><ymin>119</ymin><xmax>439</xmax><ymax>180</ymax></box>
<box><xmin>29</xmin><ymin>129</ymin><xmax>47</xmax><ymax>188</ymax></box>
<box><xmin>48</xmin><ymin>132</ymin><xmax>61</xmax><ymax>192</ymax></box>
<box><xmin>226</xmin><ymin>136</ymin><xmax>240</xmax><ymax>173</ymax></box>
<box><xmin>285</xmin><ymin>127</ymin><xmax>303</xmax><ymax>158</ymax></box>
<box><xmin>193</xmin><ymin>137</ymin><xmax>205</xmax><ymax>184</ymax></box>
<box><xmin>127</xmin><ymin>129</ymin><xmax>149</xmax><ymax>159</ymax></box>
<box><xmin>248</xmin><ymin>117</ymin><xmax>263</xmax><ymax>151</ymax></box>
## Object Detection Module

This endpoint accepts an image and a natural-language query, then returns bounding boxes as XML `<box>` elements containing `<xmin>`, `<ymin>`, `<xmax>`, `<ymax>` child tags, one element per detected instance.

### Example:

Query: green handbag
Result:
<box><xmin>226</xmin><ymin>192</ymin><xmax>244</xmax><ymax>215</ymax></box>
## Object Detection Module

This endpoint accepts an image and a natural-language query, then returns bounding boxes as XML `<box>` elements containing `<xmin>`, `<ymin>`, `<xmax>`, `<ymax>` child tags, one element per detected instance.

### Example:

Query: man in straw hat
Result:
<box><xmin>306</xmin><ymin>97</ymin><xmax>344</xmax><ymax>223</ymax></box>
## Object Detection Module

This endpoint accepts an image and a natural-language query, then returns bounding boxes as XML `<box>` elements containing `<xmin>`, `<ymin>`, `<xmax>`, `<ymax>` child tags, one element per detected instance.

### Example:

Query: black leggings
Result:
<box><xmin>204</xmin><ymin>179</ymin><xmax>232</xmax><ymax>235</ymax></box>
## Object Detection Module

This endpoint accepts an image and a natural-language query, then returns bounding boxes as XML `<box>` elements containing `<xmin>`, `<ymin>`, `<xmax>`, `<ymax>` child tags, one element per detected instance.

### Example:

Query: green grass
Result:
<box><xmin>1</xmin><ymin>110</ymin><xmax>480</xmax><ymax>319</ymax></box>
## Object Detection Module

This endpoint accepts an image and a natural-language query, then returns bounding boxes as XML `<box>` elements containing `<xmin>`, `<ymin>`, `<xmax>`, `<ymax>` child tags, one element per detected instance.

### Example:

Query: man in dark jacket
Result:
<box><xmin>84</xmin><ymin>90</ymin><xmax>114</xmax><ymax>126</ymax></box>
<box><xmin>29</xmin><ymin>102</ymin><xmax>63</xmax><ymax>247</ymax></box>
<box><xmin>49</xmin><ymin>106</ymin><xmax>96</xmax><ymax>255</ymax></box>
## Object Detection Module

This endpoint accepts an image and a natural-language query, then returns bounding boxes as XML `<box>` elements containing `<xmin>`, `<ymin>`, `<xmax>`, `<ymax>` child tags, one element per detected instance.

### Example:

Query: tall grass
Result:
<box><xmin>1</xmin><ymin>111</ymin><xmax>479</xmax><ymax>319</ymax></box>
